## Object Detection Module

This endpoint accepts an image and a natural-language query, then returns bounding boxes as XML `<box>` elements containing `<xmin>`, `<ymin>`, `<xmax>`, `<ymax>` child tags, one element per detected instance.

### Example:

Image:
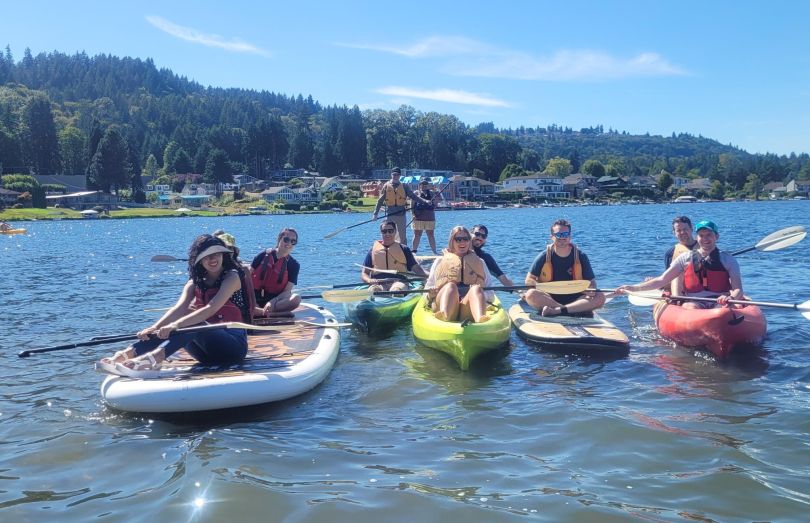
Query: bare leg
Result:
<box><xmin>426</xmin><ymin>229</ymin><xmax>437</xmax><ymax>254</ymax></box>
<box><xmin>461</xmin><ymin>285</ymin><xmax>490</xmax><ymax>322</ymax></box>
<box><xmin>432</xmin><ymin>283</ymin><xmax>460</xmax><ymax>321</ymax></box>
<box><xmin>412</xmin><ymin>229</ymin><xmax>423</xmax><ymax>252</ymax></box>
<box><xmin>267</xmin><ymin>290</ymin><xmax>302</xmax><ymax>313</ymax></box>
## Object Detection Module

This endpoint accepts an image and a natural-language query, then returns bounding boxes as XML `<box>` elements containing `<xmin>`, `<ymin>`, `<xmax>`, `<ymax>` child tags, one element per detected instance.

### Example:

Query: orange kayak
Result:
<box><xmin>653</xmin><ymin>300</ymin><xmax>767</xmax><ymax>359</ymax></box>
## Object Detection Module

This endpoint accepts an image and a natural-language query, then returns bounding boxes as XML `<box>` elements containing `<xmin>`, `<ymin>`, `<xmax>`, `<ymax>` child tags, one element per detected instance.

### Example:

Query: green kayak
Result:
<box><xmin>411</xmin><ymin>295</ymin><xmax>511</xmax><ymax>370</ymax></box>
<box><xmin>344</xmin><ymin>283</ymin><xmax>422</xmax><ymax>336</ymax></box>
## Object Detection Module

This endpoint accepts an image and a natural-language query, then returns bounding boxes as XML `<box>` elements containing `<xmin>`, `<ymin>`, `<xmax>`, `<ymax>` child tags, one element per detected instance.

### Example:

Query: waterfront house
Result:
<box><xmin>0</xmin><ymin>187</ymin><xmax>22</xmax><ymax>207</ymax></box>
<box><xmin>45</xmin><ymin>190</ymin><xmax>118</xmax><ymax>210</ymax></box>
<box><xmin>501</xmin><ymin>174</ymin><xmax>569</xmax><ymax>199</ymax></box>
<box><xmin>786</xmin><ymin>179</ymin><xmax>810</xmax><ymax>196</ymax></box>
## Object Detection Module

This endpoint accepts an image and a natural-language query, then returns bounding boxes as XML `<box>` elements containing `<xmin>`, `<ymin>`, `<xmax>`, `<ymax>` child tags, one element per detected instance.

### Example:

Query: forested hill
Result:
<box><xmin>0</xmin><ymin>48</ymin><xmax>808</xmax><ymax>199</ymax></box>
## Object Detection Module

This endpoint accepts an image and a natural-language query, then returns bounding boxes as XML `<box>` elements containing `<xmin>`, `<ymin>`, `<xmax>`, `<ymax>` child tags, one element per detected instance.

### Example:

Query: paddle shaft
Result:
<box><xmin>359</xmin><ymin>280</ymin><xmax>592</xmax><ymax>298</ymax></box>
<box><xmin>669</xmin><ymin>294</ymin><xmax>810</xmax><ymax>311</ymax></box>
<box><xmin>324</xmin><ymin>206</ymin><xmax>412</xmax><ymax>239</ymax></box>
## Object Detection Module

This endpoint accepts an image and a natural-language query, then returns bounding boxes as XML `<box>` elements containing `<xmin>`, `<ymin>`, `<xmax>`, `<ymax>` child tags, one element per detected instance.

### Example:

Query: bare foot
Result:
<box><xmin>477</xmin><ymin>315</ymin><xmax>491</xmax><ymax>323</ymax></box>
<box><xmin>541</xmin><ymin>306</ymin><xmax>560</xmax><ymax>317</ymax></box>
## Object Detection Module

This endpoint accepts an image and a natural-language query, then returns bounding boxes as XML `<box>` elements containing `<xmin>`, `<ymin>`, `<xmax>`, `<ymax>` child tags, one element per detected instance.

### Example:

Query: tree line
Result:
<box><xmin>1</xmin><ymin>47</ymin><xmax>808</xmax><ymax>203</ymax></box>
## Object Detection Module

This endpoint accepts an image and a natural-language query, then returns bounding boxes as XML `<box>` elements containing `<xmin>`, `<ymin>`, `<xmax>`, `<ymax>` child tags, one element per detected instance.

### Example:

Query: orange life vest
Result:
<box><xmin>434</xmin><ymin>250</ymin><xmax>487</xmax><ymax>289</ymax></box>
<box><xmin>371</xmin><ymin>241</ymin><xmax>408</xmax><ymax>273</ymax></box>
<box><xmin>683</xmin><ymin>249</ymin><xmax>731</xmax><ymax>294</ymax></box>
<box><xmin>384</xmin><ymin>183</ymin><xmax>407</xmax><ymax>207</ymax></box>
<box><xmin>539</xmin><ymin>244</ymin><xmax>583</xmax><ymax>282</ymax></box>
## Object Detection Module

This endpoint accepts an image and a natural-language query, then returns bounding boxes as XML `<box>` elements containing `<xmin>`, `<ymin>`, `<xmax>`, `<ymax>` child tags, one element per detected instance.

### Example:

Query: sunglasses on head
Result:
<box><xmin>552</xmin><ymin>231</ymin><xmax>571</xmax><ymax>239</ymax></box>
<box><xmin>473</xmin><ymin>231</ymin><xmax>487</xmax><ymax>239</ymax></box>
<box><xmin>454</xmin><ymin>236</ymin><xmax>471</xmax><ymax>242</ymax></box>
<box><xmin>282</xmin><ymin>236</ymin><xmax>297</xmax><ymax>245</ymax></box>
<box><xmin>381</xmin><ymin>228</ymin><xmax>396</xmax><ymax>234</ymax></box>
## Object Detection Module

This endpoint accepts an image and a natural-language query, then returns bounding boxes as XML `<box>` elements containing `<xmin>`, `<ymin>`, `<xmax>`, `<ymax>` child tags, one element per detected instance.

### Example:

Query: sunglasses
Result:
<box><xmin>282</xmin><ymin>237</ymin><xmax>297</xmax><ymax>245</ymax></box>
<box><xmin>473</xmin><ymin>231</ymin><xmax>487</xmax><ymax>239</ymax></box>
<box><xmin>381</xmin><ymin>228</ymin><xmax>396</xmax><ymax>234</ymax></box>
<box><xmin>454</xmin><ymin>236</ymin><xmax>471</xmax><ymax>242</ymax></box>
<box><xmin>552</xmin><ymin>231</ymin><xmax>571</xmax><ymax>239</ymax></box>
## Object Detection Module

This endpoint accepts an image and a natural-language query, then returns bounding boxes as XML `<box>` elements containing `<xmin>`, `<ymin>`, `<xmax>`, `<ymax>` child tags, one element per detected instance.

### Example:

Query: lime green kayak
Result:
<box><xmin>411</xmin><ymin>295</ymin><xmax>511</xmax><ymax>370</ymax></box>
<box><xmin>344</xmin><ymin>283</ymin><xmax>422</xmax><ymax>336</ymax></box>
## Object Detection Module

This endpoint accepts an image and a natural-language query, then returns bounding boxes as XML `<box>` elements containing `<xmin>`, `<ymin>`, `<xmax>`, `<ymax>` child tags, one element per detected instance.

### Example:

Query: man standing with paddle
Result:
<box><xmin>617</xmin><ymin>220</ymin><xmax>743</xmax><ymax>309</ymax></box>
<box><xmin>372</xmin><ymin>167</ymin><xmax>432</xmax><ymax>245</ymax></box>
<box><xmin>523</xmin><ymin>219</ymin><xmax>606</xmax><ymax>317</ymax></box>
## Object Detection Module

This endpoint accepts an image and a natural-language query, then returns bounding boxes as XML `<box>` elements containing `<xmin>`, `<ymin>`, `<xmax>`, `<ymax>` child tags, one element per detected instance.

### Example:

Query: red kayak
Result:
<box><xmin>653</xmin><ymin>300</ymin><xmax>767</xmax><ymax>359</ymax></box>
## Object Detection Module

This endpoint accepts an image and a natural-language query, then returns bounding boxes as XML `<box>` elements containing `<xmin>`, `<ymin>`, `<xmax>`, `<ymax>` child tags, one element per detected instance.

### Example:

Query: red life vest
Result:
<box><xmin>683</xmin><ymin>249</ymin><xmax>732</xmax><ymax>293</ymax></box>
<box><xmin>252</xmin><ymin>249</ymin><xmax>289</xmax><ymax>297</ymax></box>
<box><xmin>192</xmin><ymin>270</ymin><xmax>245</xmax><ymax>323</ymax></box>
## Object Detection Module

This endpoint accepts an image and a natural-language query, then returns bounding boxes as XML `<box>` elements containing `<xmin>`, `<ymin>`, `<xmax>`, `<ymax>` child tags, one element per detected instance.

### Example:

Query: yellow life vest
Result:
<box><xmin>371</xmin><ymin>241</ymin><xmax>408</xmax><ymax>273</ymax></box>
<box><xmin>384</xmin><ymin>183</ymin><xmax>407</xmax><ymax>207</ymax></box>
<box><xmin>434</xmin><ymin>250</ymin><xmax>487</xmax><ymax>289</ymax></box>
<box><xmin>539</xmin><ymin>244</ymin><xmax>583</xmax><ymax>282</ymax></box>
<box><xmin>671</xmin><ymin>241</ymin><xmax>694</xmax><ymax>261</ymax></box>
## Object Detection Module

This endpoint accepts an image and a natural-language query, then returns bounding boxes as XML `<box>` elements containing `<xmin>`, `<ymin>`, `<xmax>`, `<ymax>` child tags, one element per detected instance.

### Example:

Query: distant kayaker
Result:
<box><xmin>617</xmin><ymin>219</ymin><xmax>744</xmax><ymax>308</ymax></box>
<box><xmin>471</xmin><ymin>224</ymin><xmax>515</xmax><ymax>287</ymax></box>
<box><xmin>411</xmin><ymin>177</ymin><xmax>440</xmax><ymax>254</ymax></box>
<box><xmin>97</xmin><ymin>234</ymin><xmax>250</xmax><ymax>376</ymax></box>
<box><xmin>251</xmin><ymin>228</ymin><xmax>302</xmax><ymax>315</ymax></box>
<box><xmin>0</xmin><ymin>222</ymin><xmax>11</xmax><ymax>231</ymax></box>
<box><xmin>361</xmin><ymin>220</ymin><xmax>427</xmax><ymax>292</ymax></box>
<box><xmin>372</xmin><ymin>167</ymin><xmax>432</xmax><ymax>245</ymax></box>
<box><xmin>425</xmin><ymin>225</ymin><xmax>494</xmax><ymax>323</ymax></box>
<box><xmin>664</xmin><ymin>216</ymin><xmax>698</xmax><ymax>295</ymax></box>
<box><xmin>523</xmin><ymin>219</ymin><xmax>606</xmax><ymax>317</ymax></box>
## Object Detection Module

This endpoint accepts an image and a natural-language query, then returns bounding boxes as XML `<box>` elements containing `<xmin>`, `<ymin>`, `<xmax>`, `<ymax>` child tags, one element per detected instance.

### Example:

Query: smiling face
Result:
<box><xmin>673</xmin><ymin>222</ymin><xmax>693</xmax><ymax>245</ymax></box>
<box><xmin>200</xmin><ymin>252</ymin><xmax>224</xmax><ymax>274</ymax></box>
<box><xmin>696</xmin><ymin>228</ymin><xmax>718</xmax><ymax>253</ymax></box>
<box><xmin>550</xmin><ymin>224</ymin><xmax>571</xmax><ymax>247</ymax></box>
<box><xmin>472</xmin><ymin>227</ymin><xmax>487</xmax><ymax>248</ymax></box>
<box><xmin>276</xmin><ymin>231</ymin><xmax>298</xmax><ymax>255</ymax></box>
<box><xmin>380</xmin><ymin>223</ymin><xmax>397</xmax><ymax>246</ymax></box>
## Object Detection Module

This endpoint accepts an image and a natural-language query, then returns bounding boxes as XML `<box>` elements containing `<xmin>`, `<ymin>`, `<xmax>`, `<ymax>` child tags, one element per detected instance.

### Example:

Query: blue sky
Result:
<box><xmin>4</xmin><ymin>1</ymin><xmax>809</xmax><ymax>155</ymax></box>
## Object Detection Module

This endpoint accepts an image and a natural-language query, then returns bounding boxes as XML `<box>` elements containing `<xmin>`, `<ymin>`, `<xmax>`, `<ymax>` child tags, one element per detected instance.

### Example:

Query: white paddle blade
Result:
<box><xmin>627</xmin><ymin>290</ymin><xmax>664</xmax><ymax>306</ymax></box>
<box><xmin>801</xmin><ymin>300</ymin><xmax>810</xmax><ymax>321</ymax></box>
<box><xmin>534</xmin><ymin>280</ymin><xmax>591</xmax><ymax>294</ymax></box>
<box><xmin>321</xmin><ymin>288</ymin><xmax>374</xmax><ymax>303</ymax></box>
<box><xmin>756</xmin><ymin>226</ymin><xmax>806</xmax><ymax>252</ymax></box>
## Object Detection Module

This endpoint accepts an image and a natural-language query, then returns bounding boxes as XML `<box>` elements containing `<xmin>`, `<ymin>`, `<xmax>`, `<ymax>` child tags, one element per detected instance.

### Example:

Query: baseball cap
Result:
<box><xmin>694</xmin><ymin>220</ymin><xmax>718</xmax><ymax>234</ymax></box>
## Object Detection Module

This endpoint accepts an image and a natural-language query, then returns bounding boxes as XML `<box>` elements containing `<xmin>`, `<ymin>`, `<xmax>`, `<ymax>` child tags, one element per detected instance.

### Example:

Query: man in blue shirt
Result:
<box><xmin>471</xmin><ymin>224</ymin><xmax>514</xmax><ymax>287</ymax></box>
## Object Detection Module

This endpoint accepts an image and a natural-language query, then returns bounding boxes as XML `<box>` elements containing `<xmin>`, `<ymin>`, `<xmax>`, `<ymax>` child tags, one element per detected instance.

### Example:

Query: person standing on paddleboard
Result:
<box><xmin>411</xmin><ymin>177</ymin><xmax>440</xmax><ymax>255</ymax></box>
<box><xmin>617</xmin><ymin>219</ymin><xmax>745</xmax><ymax>308</ymax></box>
<box><xmin>372</xmin><ymin>167</ymin><xmax>432</xmax><ymax>246</ymax></box>
<box><xmin>251</xmin><ymin>228</ymin><xmax>302</xmax><ymax>315</ymax></box>
<box><xmin>471</xmin><ymin>224</ymin><xmax>515</xmax><ymax>287</ymax></box>
<box><xmin>523</xmin><ymin>219</ymin><xmax>606</xmax><ymax>317</ymax></box>
<box><xmin>97</xmin><ymin>234</ymin><xmax>250</xmax><ymax>376</ymax></box>
<box><xmin>361</xmin><ymin>220</ymin><xmax>427</xmax><ymax>292</ymax></box>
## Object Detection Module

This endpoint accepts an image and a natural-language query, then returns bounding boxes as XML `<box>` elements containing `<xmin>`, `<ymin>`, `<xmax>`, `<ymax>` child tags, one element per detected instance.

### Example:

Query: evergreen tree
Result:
<box><xmin>58</xmin><ymin>126</ymin><xmax>87</xmax><ymax>175</ymax></box>
<box><xmin>24</xmin><ymin>95</ymin><xmax>61</xmax><ymax>175</ymax></box>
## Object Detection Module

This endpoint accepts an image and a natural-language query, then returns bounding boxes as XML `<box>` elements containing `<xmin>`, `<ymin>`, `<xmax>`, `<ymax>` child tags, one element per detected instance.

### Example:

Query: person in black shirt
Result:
<box><xmin>471</xmin><ymin>224</ymin><xmax>514</xmax><ymax>286</ymax></box>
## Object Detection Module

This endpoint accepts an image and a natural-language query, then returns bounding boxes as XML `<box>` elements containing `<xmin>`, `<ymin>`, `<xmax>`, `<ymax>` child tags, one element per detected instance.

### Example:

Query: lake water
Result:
<box><xmin>2</xmin><ymin>201</ymin><xmax>809</xmax><ymax>522</ymax></box>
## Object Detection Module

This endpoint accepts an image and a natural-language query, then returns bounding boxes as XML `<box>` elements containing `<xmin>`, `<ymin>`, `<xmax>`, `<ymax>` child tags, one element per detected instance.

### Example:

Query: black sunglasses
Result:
<box><xmin>453</xmin><ymin>236</ymin><xmax>471</xmax><ymax>242</ymax></box>
<box><xmin>381</xmin><ymin>228</ymin><xmax>396</xmax><ymax>234</ymax></box>
<box><xmin>473</xmin><ymin>231</ymin><xmax>487</xmax><ymax>239</ymax></box>
<box><xmin>282</xmin><ymin>237</ymin><xmax>297</xmax><ymax>245</ymax></box>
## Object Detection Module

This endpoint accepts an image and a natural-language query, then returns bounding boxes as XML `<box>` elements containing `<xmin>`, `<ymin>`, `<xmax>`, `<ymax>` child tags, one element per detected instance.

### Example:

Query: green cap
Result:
<box><xmin>694</xmin><ymin>220</ymin><xmax>718</xmax><ymax>234</ymax></box>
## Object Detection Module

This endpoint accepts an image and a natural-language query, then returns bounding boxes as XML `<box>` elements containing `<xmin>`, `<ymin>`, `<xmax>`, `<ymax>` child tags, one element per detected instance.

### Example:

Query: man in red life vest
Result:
<box><xmin>617</xmin><ymin>220</ymin><xmax>744</xmax><ymax>308</ymax></box>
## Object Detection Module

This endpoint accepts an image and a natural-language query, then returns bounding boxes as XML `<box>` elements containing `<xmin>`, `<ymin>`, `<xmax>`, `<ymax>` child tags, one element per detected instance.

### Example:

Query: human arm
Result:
<box><xmin>137</xmin><ymin>280</ymin><xmax>197</xmax><ymax>339</ymax></box>
<box><xmin>154</xmin><ymin>272</ymin><xmax>242</xmax><ymax>338</ymax></box>
<box><xmin>524</xmin><ymin>253</ymin><xmax>544</xmax><ymax>286</ymax></box>
<box><xmin>403</xmin><ymin>246</ymin><xmax>428</xmax><ymax>277</ymax></box>
<box><xmin>717</xmin><ymin>254</ymin><xmax>744</xmax><ymax>305</ymax></box>
<box><xmin>497</xmin><ymin>274</ymin><xmax>515</xmax><ymax>287</ymax></box>
<box><xmin>372</xmin><ymin>186</ymin><xmax>386</xmax><ymax>217</ymax></box>
<box><xmin>615</xmin><ymin>262</ymin><xmax>683</xmax><ymax>295</ymax></box>
<box><xmin>404</xmin><ymin>185</ymin><xmax>431</xmax><ymax>206</ymax></box>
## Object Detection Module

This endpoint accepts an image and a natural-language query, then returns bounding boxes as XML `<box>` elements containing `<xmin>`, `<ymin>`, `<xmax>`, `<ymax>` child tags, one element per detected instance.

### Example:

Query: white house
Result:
<box><xmin>500</xmin><ymin>174</ymin><xmax>569</xmax><ymax>199</ymax></box>
<box><xmin>261</xmin><ymin>186</ymin><xmax>298</xmax><ymax>204</ymax></box>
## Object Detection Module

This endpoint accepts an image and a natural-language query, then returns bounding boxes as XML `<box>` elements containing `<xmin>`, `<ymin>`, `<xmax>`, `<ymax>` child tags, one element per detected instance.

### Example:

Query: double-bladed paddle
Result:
<box><xmin>151</xmin><ymin>255</ymin><xmax>188</xmax><ymax>262</ymax></box>
<box><xmin>18</xmin><ymin>320</ymin><xmax>349</xmax><ymax>358</ymax></box>
<box><xmin>624</xmin><ymin>292</ymin><xmax>810</xmax><ymax>319</ymax></box>
<box><xmin>623</xmin><ymin>225</ymin><xmax>807</xmax><ymax>306</ymax></box>
<box><xmin>316</xmin><ymin>279</ymin><xmax>593</xmax><ymax>303</ymax></box>
<box><xmin>324</xmin><ymin>207</ymin><xmax>411</xmax><ymax>239</ymax></box>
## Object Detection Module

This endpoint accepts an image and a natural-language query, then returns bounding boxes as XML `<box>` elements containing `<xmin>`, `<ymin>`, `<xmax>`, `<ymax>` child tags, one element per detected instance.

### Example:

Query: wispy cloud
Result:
<box><xmin>146</xmin><ymin>15</ymin><xmax>269</xmax><ymax>56</ymax></box>
<box><xmin>375</xmin><ymin>86</ymin><xmax>511</xmax><ymax>108</ymax></box>
<box><xmin>344</xmin><ymin>36</ymin><xmax>688</xmax><ymax>81</ymax></box>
